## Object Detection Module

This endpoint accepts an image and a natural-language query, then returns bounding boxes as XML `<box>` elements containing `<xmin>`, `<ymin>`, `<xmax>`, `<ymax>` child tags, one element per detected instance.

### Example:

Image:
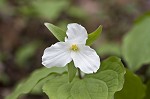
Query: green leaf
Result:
<box><xmin>115</xmin><ymin>69</ymin><xmax>146</xmax><ymax>99</ymax></box>
<box><xmin>86</xmin><ymin>25</ymin><xmax>102</xmax><ymax>46</ymax></box>
<box><xmin>42</xmin><ymin>56</ymin><xmax>125</xmax><ymax>99</ymax></box>
<box><xmin>99</xmin><ymin>56</ymin><xmax>126</xmax><ymax>91</ymax></box>
<box><xmin>31</xmin><ymin>74</ymin><xmax>57</xmax><ymax>94</ymax></box>
<box><xmin>122</xmin><ymin>16</ymin><xmax>150</xmax><ymax>71</ymax></box>
<box><xmin>6</xmin><ymin>67</ymin><xmax>67</xmax><ymax>99</ymax></box>
<box><xmin>68</xmin><ymin>61</ymin><xmax>77</xmax><ymax>82</ymax></box>
<box><xmin>144</xmin><ymin>80</ymin><xmax>150</xmax><ymax>99</ymax></box>
<box><xmin>43</xmin><ymin>75</ymin><xmax>69</xmax><ymax>99</ymax></box>
<box><xmin>44</xmin><ymin>23</ymin><xmax>66</xmax><ymax>41</ymax></box>
<box><xmin>86</xmin><ymin>70</ymin><xmax>118</xmax><ymax>99</ymax></box>
<box><xmin>57</xmin><ymin>82</ymin><xmax>73</xmax><ymax>99</ymax></box>
<box><xmin>43</xmin><ymin>74</ymin><xmax>108</xmax><ymax>99</ymax></box>
<box><xmin>70</xmin><ymin>78</ymin><xmax>108</xmax><ymax>99</ymax></box>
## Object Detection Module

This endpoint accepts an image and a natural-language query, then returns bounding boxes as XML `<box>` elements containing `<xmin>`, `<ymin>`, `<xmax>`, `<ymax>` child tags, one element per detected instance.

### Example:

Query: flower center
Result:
<box><xmin>71</xmin><ymin>44</ymin><xmax>78</xmax><ymax>51</ymax></box>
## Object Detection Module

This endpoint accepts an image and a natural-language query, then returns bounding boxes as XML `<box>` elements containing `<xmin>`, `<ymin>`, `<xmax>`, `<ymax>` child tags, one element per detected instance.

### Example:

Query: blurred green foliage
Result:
<box><xmin>17</xmin><ymin>0</ymin><xmax>88</xmax><ymax>20</ymax></box>
<box><xmin>31</xmin><ymin>0</ymin><xmax>69</xmax><ymax>19</ymax></box>
<box><xmin>97</xmin><ymin>42</ymin><xmax>121</xmax><ymax>57</ymax></box>
<box><xmin>0</xmin><ymin>0</ymin><xmax>14</xmax><ymax>16</ymax></box>
<box><xmin>15</xmin><ymin>41</ymin><xmax>40</xmax><ymax>67</ymax></box>
<box><xmin>122</xmin><ymin>16</ymin><xmax>150</xmax><ymax>71</ymax></box>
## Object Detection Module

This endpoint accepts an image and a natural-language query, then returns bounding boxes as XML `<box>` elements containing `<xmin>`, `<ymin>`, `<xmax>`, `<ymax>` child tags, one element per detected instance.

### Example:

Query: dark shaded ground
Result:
<box><xmin>0</xmin><ymin>0</ymin><xmax>150</xmax><ymax>99</ymax></box>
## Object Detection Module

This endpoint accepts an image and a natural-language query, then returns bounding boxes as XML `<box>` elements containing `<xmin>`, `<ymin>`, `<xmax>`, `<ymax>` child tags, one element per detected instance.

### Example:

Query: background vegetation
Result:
<box><xmin>0</xmin><ymin>0</ymin><xmax>150</xmax><ymax>99</ymax></box>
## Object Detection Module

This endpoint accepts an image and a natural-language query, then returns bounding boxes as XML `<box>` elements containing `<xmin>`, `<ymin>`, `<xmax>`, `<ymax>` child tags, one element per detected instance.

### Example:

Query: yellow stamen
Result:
<box><xmin>71</xmin><ymin>44</ymin><xmax>78</xmax><ymax>51</ymax></box>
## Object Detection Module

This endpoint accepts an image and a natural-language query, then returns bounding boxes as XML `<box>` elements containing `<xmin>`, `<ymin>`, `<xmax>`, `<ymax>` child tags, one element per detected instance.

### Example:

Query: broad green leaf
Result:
<box><xmin>43</xmin><ymin>56</ymin><xmax>125</xmax><ymax>99</ymax></box>
<box><xmin>70</xmin><ymin>78</ymin><xmax>108</xmax><ymax>99</ymax></box>
<box><xmin>43</xmin><ymin>75</ymin><xmax>69</xmax><ymax>99</ymax></box>
<box><xmin>6</xmin><ymin>67</ymin><xmax>67</xmax><ymax>99</ymax></box>
<box><xmin>68</xmin><ymin>61</ymin><xmax>77</xmax><ymax>82</ymax></box>
<box><xmin>43</xmin><ymin>74</ymin><xmax>108</xmax><ymax>99</ymax></box>
<box><xmin>44</xmin><ymin>23</ymin><xmax>66</xmax><ymax>41</ymax></box>
<box><xmin>86</xmin><ymin>70</ymin><xmax>118</xmax><ymax>99</ymax></box>
<box><xmin>86</xmin><ymin>25</ymin><xmax>102</xmax><ymax>46</ymax></box>
<box><xmin>122</xmin><ymin>16</ymin><xmax>150</xmax><ymax>71</ymax></box>
<box><xmin>31</xmin><ymin>74</ymin><xmax>57</xmax><ymax>94</ymax></box>
<box><xmin>144</xmin><ymin>80</ymin><xmax>150</xmax><ymax>99</ymax></box>
<box><xmin>57</xmin><ymin>82</ymin><xmax>73</xmax><ymax>99</ymax></box>
<box><xmin>99</xmin><ymin>56</ymin><xmax>126</xmax><ymax>91</ymax></box>
<box><xmin>115</xmin><ymin>69</ymin><xmax>146</xmax><ymax>99</ymax></box>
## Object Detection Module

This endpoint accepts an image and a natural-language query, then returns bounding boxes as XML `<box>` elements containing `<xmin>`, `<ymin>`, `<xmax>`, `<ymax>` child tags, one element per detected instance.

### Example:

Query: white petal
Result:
<box><xmin>42</xmin><ymin>42</ymin><xmax>72</xmax><ymax>68</ymax></box>
<box><xmin>71</xmin><ymin>45</ymin><xmax>100</xmax><ymax>74</ymax></box>
<box><xmin>66</xmin><ymin>23</ymin><xmax>88</xmax><ymax>44</ymax></box>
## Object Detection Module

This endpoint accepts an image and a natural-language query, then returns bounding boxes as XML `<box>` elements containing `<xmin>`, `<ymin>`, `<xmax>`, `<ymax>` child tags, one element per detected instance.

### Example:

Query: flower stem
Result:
<box><xmin>78</xmin><ymin>68</ymin><xmax>82</xmax><ymax>79</ymax></box>
<box><xmin>68</xmin><ymin>62</ymin><xmax>77</xmax><ymax>82</ymax></box>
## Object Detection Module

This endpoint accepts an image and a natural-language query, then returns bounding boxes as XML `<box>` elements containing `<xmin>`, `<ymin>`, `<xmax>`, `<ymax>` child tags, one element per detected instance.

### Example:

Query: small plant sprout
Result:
<box><xmin>42</xmin><ymin>23</ymin><xmax>100</xmax><ymax>74</ymax></box>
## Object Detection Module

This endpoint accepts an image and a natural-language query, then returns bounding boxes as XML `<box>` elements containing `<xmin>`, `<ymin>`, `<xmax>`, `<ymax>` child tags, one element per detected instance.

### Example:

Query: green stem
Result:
<box><xmin>68</xmin><ymin>62</ymin><xmax>77</xmax><ymax>82</ymax></box>
<box><xmin>78</xmin><ymin>68</ymin><xmax>82</xmax><ymax>79</ymax></box>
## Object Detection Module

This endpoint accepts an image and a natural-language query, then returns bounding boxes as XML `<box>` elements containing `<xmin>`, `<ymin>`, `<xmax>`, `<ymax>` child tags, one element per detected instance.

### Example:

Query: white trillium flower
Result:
<box><xmin>42</xmin><ymin>23</ymin><xmax>100</xmax><ymax>74</ymax></box>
